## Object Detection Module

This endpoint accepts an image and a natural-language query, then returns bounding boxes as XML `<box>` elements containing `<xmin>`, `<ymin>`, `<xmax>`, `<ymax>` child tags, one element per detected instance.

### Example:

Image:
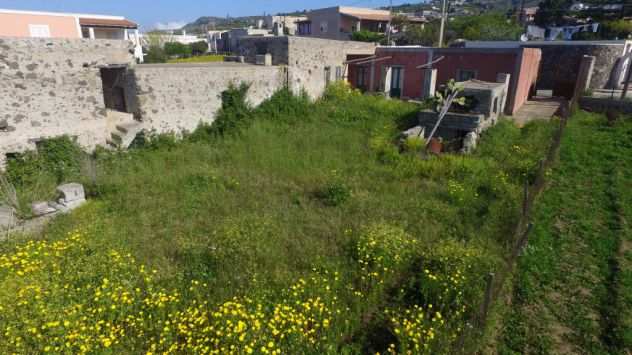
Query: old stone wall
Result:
<box><xmin>0</xmin><ymin>37</ymin><xmax>134</xmax><ymax>165</ymax></box>
<box><xmin>524</xmin><ymin>43</ymin><xmax>626</xmax><ymax>94</ymax></box>
<box><xmin>134</xmin><ymin>63</ymin><xmax>286</xmax><ymax>134</ymax></box>
<box><xmin>286</xmin><ymin>37</ymin><xmax>376</xmax><ymax>98</ymax></box>
<box><xmin>238</xmin><ymin>36</ymin><xmax>376</xmax><ymax>99</ymax></box>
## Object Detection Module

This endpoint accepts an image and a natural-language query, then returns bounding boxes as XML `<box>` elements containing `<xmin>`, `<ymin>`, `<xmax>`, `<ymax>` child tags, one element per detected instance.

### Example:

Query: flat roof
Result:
<box><xmin>80</xmin><ymin>18</ymin><xmax>137</xmax><ymax>29</ymax></box>
<box><xmin>465</xmin><ymin>40</ymin><xmax>630</xmax><ymax>48</ymax></box>
<box><xmin>460</xmin><ymin>79</ymin><xmax>506</xmax><ymax>90</ymax></box>
<box><xmin>0</xmin><ymin>8</ymin><xmax>127</xmax><ymax>20</ymax></box>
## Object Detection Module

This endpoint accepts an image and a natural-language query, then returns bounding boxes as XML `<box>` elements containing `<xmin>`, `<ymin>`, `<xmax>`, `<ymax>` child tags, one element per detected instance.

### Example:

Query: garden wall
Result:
<box><xmin>0</xmin><ymin>37</ymin><xmax>134</xmax><ymax>166</ymax></box>
<box><xmin>133</xmin><ymin>63</ymin><xmax>286</xmax><ymax>134</ymax></box>
<box><xmin>579</xmin><ymin>96</ymin><xmax>632</xmax><ymax>115</ymax></box>
<box><xmin>238</xmin><ymin>36</ymin><xmax>376</xmax><ymax>99</ymax></box>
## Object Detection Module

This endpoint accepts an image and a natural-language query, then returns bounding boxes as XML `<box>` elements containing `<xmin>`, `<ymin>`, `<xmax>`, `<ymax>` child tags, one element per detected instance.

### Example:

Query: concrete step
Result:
<box><xmin>115</xmin><ymin>121</ymin><xmax>141</xmax><ymax>134</ymax></box>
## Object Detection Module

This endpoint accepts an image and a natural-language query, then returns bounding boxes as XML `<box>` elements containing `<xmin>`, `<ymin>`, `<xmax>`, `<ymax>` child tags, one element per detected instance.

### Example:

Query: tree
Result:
<box><xmin>164</xmin><ymin>42</ymin><xmax>192</xmax><ymax>58</ymax></box>
<box><xmin>190</xmin><ymin>41</ymin><xmax>209</xmax><ymax>56</ymax></box>
<box><xmin>351</xmin><ymin>30</ymin><xmax>385</xmax><ymax>43</ymax></box>
<box><xmin>144</xmin><ymin>46</ymin><xmax>167</xmax><ymax>63</ymax></box>
<box><xmin>534</xmin><ymin>0</ymin><xmax>572</xmax><ymax>27</ymax></box>
<box><xmin>395</xmin><ymin>22</ymin><xmax>441</xmax><ymax>46</ymax></box>
<box><xmin>451</xmin><ymin>13</ymin><xmax>522</xmax><ymax>41</ymax></box>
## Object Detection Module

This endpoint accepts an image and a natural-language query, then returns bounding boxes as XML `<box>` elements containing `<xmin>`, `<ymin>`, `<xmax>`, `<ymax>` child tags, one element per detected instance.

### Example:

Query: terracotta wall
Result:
<box><xmin>0</xmin><ymin>13</ymin><xmax>79</xmax><ymax>38</ymax></box>
<box><xmin>511</xmin><ymin>48</ymin><xmax>541</xmax><ymax>114</ymax></box>
<box><xmin>356</xmin><ymin>47</ymin><xmax>541</xmax><ymax>115</ymax></box>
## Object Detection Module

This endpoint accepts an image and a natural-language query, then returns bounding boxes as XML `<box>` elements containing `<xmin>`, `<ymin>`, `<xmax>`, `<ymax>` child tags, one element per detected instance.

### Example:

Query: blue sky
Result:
<box><xmin>0</xmin><ymin>0</ymin><xmax>418</xmax><ymax>30</ymax></box>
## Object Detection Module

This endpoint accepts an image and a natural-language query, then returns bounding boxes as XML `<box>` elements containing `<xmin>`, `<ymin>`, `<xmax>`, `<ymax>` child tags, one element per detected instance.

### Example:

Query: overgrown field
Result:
<box><xmin>499</xmin><ymin>111</ymin><xmax>632</xmax><ymax>354</ymax></box>
<box><xmin>0</xmin><ymin>84</ymin><xmax>558</xmax><ymax>353</ymax></box>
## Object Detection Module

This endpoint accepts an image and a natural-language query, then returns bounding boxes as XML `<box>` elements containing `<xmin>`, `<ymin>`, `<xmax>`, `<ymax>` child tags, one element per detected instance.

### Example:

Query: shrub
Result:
<box><xmin>144</xmin><ymin>45</ymin><xmax>167</xmax><ymax>63</ymax></box>
<box><xmin>6</xmin><ymin>136</ymin><xmax>84</xmax><ymax>186</ymax></box>
<box><xmin>351</xmin><ymin>30</ymin><xmax>386</xmax><ymax>43</ymax></box>
<box><xmin>164</xmin><ymin>42</ymin><xmax>192</xmax><ymax>58</ymax></box>
<box><xmin>189</xmin><ymin>82</ymin><xmax>253</xmax><ymax>141</ymax></box>
<box><xmin>190</xmin><ymin>41</ymin><xmax>209</xmax><ymax>56</ymax></box>
<box><xmin>254</xmin><ymin>88</ymin><xmax>312</xmax><ymax>124</ymax></box>
<box><xmin>317</xmin><ymin>181</ymin><xmax>351</xmax><ymax>206</ymax></box>
<box><xmin>403</xmin><ymin>136</ymin><xmax>425</xmax><ymax>153</ymax></box>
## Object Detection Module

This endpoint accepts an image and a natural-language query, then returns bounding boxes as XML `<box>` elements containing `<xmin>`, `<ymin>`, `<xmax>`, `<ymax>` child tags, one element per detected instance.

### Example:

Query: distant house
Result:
<box><xmin>348</xmin><ymin>46</ymin><xmax>541</xmax><ymax>115</ymax></box>
<box><xmin>297</xmin><ymin>6</ymin><xmax>393</xmax><ymax>40</ymax></box>
<box><xmin>264</xmin><ymin>15</ymin><xmax>308</xmax><ymax>35</ymax></box>
<box><xmin>0</xmin><ymin>8</ymin><xmax>142</xmax><ymax>61</ymax></box>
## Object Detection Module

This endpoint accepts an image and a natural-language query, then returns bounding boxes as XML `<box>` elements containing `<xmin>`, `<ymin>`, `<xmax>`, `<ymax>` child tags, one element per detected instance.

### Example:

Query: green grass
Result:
<box><xmin>499</xmin><ymin>111</ymin><xmax>632</xmax><ymax>355</ymax></box>
<box><xmin>0</xmin><ymin>84</ymin><xmax>560</xmax><ymax>353</ymax></box>
<box><xmin>167</xmin><ymin>54</ymin><xmax>225</xmax><ymax>64</ymax></box>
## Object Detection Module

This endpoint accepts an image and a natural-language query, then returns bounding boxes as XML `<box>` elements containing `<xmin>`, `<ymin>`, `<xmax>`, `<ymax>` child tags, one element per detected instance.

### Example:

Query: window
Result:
<box><xmin>335</xmin><ymin>66</ymin><xmax>343</xmax><ymax>81</ymax></box>
<box><xmin>357</xmin><ymin>66</ymin><xmax>367</xmax><ymax>88</ymax></box>
<box><xmin>298</xmin><ymin>22</ymin><xmax>311</xmax><ymax>35</ymax></box>
<box><xmin>29</xmin><ymin>24</ymin><xmax>51</xmax><ymax>38</ymax></box>
<box><xmin>390</xmin><ymin>66</ymin><xmax>404</xmax><ymax>98</ymax></box>
<box><xmin>320</xmin><ymin>21</ymin><xmax>328</xmax><ymax>33</ymax></box>
<box><xmin>324</xmin><ymin>66</ymin><xmax>332</xmax><ymax>85</ymax></box>
<box><xmin>457</xmin><ymin>69</ymin><xmax>477</xmax><ymax>82</ymax></box>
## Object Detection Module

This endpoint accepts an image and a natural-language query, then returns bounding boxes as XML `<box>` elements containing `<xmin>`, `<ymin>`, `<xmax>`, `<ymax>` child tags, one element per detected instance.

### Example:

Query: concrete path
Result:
<box><xmin>512</xmin><ymin>96</ymin><xmax>566</xmax><ymax>127</ymax></box>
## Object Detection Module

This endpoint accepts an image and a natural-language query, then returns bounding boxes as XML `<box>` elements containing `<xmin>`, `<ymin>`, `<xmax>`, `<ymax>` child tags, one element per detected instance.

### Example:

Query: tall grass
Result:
<box><xmin>0</xmin><ymin>83</ymin><xmax>559</xmax><ymax>353</ymax></box>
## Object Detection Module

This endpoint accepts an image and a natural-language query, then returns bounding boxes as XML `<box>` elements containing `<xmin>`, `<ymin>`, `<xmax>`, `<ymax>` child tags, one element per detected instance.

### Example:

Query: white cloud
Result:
<box><xmin>152</xmin><ymin>21</ymin><xmax>188</xmax><ymax>31</ymax></box>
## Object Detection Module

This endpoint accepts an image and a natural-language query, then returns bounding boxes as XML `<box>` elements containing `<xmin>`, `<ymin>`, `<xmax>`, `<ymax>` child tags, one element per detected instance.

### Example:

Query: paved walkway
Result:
<box><xmin>512</xmin><ymin>96</ymin><xmax>566</xmax><ymax>127</ymax></box>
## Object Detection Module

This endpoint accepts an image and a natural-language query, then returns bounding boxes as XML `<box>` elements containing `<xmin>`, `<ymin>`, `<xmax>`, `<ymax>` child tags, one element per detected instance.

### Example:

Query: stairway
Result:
<box><xmin>105</xmin><ymin>110</ymin><xmax>143</xmax><ymax>149</ymax></box>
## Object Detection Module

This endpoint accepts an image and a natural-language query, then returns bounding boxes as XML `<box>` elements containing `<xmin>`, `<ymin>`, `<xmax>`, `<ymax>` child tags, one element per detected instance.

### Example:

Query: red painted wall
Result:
<box><xmin>373</xmin><ymin>50</ymin><xmax>429</xmax><ymax>99</ymax></box>
<box><xmin>353</xmin><ymin>47</ymin><xmax>541</xmax><ymax>115</ymax></box>
<box><xmin>348</xmin><ymin>49</ymin><xmax>430</xmax><ymax>98</ymax></box>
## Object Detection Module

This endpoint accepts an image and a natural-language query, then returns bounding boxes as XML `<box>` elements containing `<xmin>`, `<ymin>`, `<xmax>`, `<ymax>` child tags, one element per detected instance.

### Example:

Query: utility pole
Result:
<box><xmin>438</xmin><ymin>0</ymin><xmax>448</xmax><ymax>48</ymax></box>
<box><xmin>387</xmin><ymin>0</ymin><xmax>393</xmax><ymax>45</ymax></box>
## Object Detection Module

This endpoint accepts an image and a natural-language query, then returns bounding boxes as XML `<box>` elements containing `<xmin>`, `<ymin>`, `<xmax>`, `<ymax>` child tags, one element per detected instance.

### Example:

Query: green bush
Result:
<box><xmin>317</xmin><ymin>181</ymin><xmax>351</xmax><ymax>206</ymax></box>
<box><xmin>164</xmin><ymin>42</ymin><xmax>193</xmax><ymax>58</ymax></box>
<box><xmin>351</xmin><ymin>30</ymin><xmax>385</xmax><ymax>43</ymax></box>
<box><xmin>6</xmin><ymin>136</ymin><xmax>84</xmax><ymax>186</ymax></box>
<box><xmin>144</xmin><ymin>45</ymin><xmax>167</xmax><ymax>63</ymax></box>
<box><xmin>190</xmin><ymin>41</ymin><xmax>209</xmax><ymax>56</ymax></box>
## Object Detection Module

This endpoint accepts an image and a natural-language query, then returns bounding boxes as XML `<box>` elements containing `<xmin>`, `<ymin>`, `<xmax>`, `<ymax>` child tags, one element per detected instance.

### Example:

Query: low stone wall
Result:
<box><xmin>134</xmin><ymin>63</ymin><xmax>286</xmax><ymax>134</ymax></box>
<box><xmin>0</xmin><ymin>37</ymin><xmax>134</xmax><ymax>165</ymax></box>
<box><xmin>523</xmin><ymin>42</ymin><xmax>628</xmax><ymax>92</ymax></box>
<box><xmin>579</xmin><ymin>96</ymin><xmax>632</xmax><ymax>115</ymax></box>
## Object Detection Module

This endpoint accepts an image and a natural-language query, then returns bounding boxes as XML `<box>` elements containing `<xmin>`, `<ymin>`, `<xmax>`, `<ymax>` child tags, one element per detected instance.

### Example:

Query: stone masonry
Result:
<box><xmin>238</xmin><ymin>36</ymin><xmax>376</xmax><ymax>99</ymax></box>
<box><xmin>1</xmin><ymin>36</ymin><xmax>375</xmax><ymax>166</ymax></box>
<box><xmin>0</xmin><ymin>37</ymin><xmax>134</xmax><ymax>166</ymax></box>
<box><xmin>134</xmin><ymin>63</ymin><xmax>286</xmax><ymax>134</ymax></box>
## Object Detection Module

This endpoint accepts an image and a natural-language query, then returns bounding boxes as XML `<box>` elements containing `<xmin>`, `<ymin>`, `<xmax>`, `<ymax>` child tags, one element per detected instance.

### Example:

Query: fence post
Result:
<box><xmin>522</xmin><ymin>180</ymin><xmax>529</xmax><ymax>217</ymax></box>
<box><xmin>479</xmin><ymin>272</ymin><xmax>495</xmax><ymax>327</ymax></box>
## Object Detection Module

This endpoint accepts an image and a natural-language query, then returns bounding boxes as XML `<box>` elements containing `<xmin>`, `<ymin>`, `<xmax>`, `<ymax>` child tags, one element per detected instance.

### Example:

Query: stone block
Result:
<box><xmin>461</xmin><ymin>132</ymin><xmax>479</xmax><ymax>154</ymax></box>
<box><xmin>0</xmin><ymin>205</ymin><xmax>13</xmax><ymax>229</ymax></box>
<box><xmin>57</xmin><ymin>183</ymin><xmax>85</xmax><ymax>203</ymax></box>
<box><xmin>401</xmin><ymin>125</ymin><xmax>425</xmax><ymax>140</ymax></box>
<box><xmin>31</xmin><ymin>201</ymin><xmax>57</xmax><ymax>217</ymax></box>
<box><xmin>256</xmin><ymin>54</ymin><xmax>272</xmax><ymax>66</ymax></box>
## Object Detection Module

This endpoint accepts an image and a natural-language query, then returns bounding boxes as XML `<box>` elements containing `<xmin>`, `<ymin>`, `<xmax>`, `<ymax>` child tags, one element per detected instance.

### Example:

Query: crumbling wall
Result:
<box><xmin>134</xmin><ymin>63</ymin><xmax>286</xmax><ymax>134</ymax></box>
<box><xmin>238</xmin><ymin>36</ymin><xmax>376</xmax><ymax>99</ymax></box>
<box><xmin>0</xmin><ymin>37</ymin><xmax>134</xmax><ymax>165</ymax></box>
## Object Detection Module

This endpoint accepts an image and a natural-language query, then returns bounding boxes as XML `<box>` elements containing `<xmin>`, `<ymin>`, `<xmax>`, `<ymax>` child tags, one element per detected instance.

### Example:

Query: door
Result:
<box><xmin>390</xmin><ymin>66</ymin><xmax>403</xmax><ymax>98</ymax></box>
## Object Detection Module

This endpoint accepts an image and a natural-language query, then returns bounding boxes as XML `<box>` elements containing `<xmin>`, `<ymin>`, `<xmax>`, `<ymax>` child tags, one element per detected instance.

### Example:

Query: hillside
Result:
<box><xmin>182</xmin><ymin>15</ymin><xmax>265</xmax><ymax>33</ymax></box>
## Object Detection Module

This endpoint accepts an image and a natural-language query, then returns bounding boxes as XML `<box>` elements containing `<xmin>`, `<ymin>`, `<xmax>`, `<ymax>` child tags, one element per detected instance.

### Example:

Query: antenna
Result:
<box><xmin>387</xmin><ymin>0</ymin><xmax>393</xmax><ymax>45</ymax></box>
